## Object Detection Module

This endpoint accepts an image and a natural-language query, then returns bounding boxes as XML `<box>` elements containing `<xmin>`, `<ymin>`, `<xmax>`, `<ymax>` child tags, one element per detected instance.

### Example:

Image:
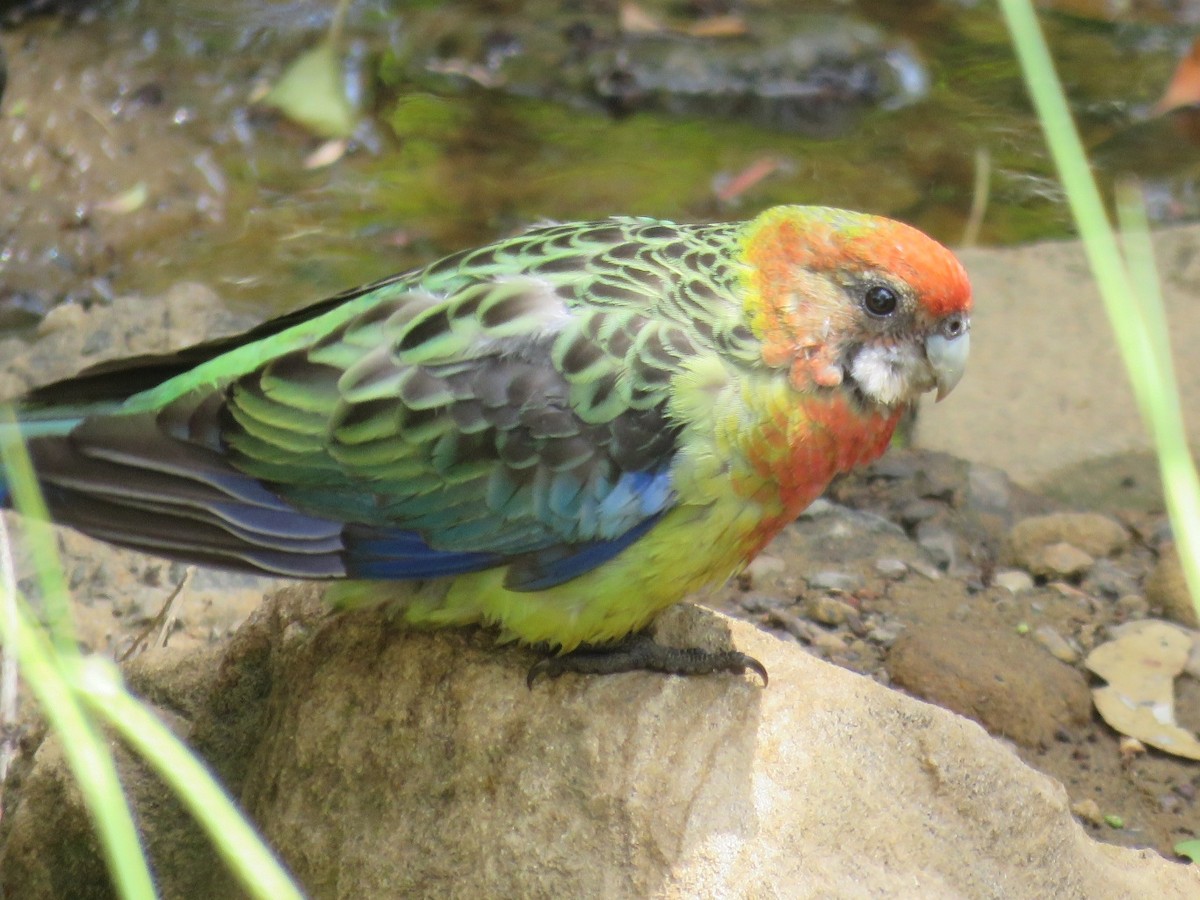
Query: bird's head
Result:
<box><xmin>741</xmin><ymin>206</ymin><xmax>972</xmax><ymax>408</ymax></box>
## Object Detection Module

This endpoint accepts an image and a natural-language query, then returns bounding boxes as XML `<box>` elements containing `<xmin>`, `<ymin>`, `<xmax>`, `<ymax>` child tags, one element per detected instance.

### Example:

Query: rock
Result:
<box><xmin>806</xmin><ymin>571</ymin><xmax>863</xmax><ymax>593</ymax></box>
<box><xmin>874</xmin><ymin>558</ymin><xmax>908</xmax><ymax>580</ymax></box>
<box><xmin>915</xmin><ymin>521</ymin><xmax>957</xmax><ymax>569</ymax></box>
<box><xmin>1038</xmin><ymin>542</ymin><xmax>1096</xmax><ymax>580</ymax></box>
<box><xmin>994</xmin><ymin>569</ymin><xmax>1035</xmax><ymax>595</ymax></box>
<box><xmin>1033</xmin><ymin>624</ymin><xmax>1080</xmax><ymax>664</ymax></box>
<box><xmin>743</xmin><ymin>554</ymin><xmax>785</xmax><ymax>580</ymax></box>
<box><xmin>1084</xmin><ymin>558</ymin><xmax>1139</xmax><ymax>600</ymax></box>
<box><xmin>803</xmin><ymin>595</ymin><xmax>857</xmax><ymax>627</ymax></box>
<box><xmin>3</xmin><ymin>586</ymin><xmax>1196</xmax><ymax>898</ymax></box>
<box><xmin>1145</xmin><ymin>544</ymin><xmax>1200</xmax><ymax>628</ymax></box>
<box><xmin>966</xmin><ymin>463</ymin><xmax>1012</xmax><ymax>514</ymax></box>
<box><xmin>886</xmin><ymin>620</ymin><xmax>1093</xmax><ymax>747</ymax></box>
<box><xmin>1007</xmin><ymin>513</ymin><xmax>1129</xmax><ymax>569</ymax></box>
<box><xmin>1117</xmin><ymin>594</ymin><xmax>1151</xmax><ymax>619</ymax></box>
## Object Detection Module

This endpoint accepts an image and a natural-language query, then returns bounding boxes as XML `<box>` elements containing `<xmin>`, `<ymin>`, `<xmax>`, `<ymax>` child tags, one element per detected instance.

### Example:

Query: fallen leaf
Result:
<box><xmin>684</xmin><ymin>15</ymin><xmax>748</xmax><ymax>38</ymax></box>
<box><xmin>713</xmin><ymin>156</ymin><xmax>785</xmax><ymax>203</ymax></box>
<box><xmin>304</xmin><ymin>138</ymin><xmax>348</xmax><ymax>169</ymax></box>
<box><xmin>1085</xmin><ymin>620</ymin><xmax>1200</xmax><ymax>761</ymax></box>
<box><xmin>96</xmin><ymin>183</ymin><xmax>148</xmax><ymax>215</ymax></box>
<box><xmin>262</xmin><ymin>40</ymin><xmax>356</xmax><ymax>139</ymax></box>
<box><xmin>619</xmin><ymin>2</ymin><xmax>665</xmax><ymax>35</ymax></box>
<box><xmin>1155</xmin><ymin>37</ymin><xmax>1200</xmax><ymax>115</ymax></box>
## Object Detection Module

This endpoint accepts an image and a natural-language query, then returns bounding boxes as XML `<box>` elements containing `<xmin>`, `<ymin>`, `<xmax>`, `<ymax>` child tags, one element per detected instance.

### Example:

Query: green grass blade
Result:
<box><xmin>0</xmin><ymin>407</ymin><xmax>76</xmax><ymax>653</ymax></box>
<box><xmin>0</xmin><ymin>571</ymin><xmax>155</xmax><ymax>898</ymax></box>
<box><xmin>73</xmin><ymin>657</ymin><xmax>305</xmax><ymax>900</ymax></box>
<box><xmin>999</xmin><ymin>0</ymin><xmax>1200</xmax><ymax>623</ymax></box>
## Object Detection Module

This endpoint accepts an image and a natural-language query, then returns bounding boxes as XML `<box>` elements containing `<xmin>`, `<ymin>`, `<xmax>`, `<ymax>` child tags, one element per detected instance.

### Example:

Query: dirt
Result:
<box><xmin>2</xmin><ymin>0</ymin><xmax>1199</xmax><ymax>876</ymax></box>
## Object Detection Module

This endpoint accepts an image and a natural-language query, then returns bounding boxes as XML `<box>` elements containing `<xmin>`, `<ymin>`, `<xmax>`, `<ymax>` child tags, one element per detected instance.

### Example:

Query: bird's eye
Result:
<box><xmin>863</xmin><ymin>284</ymin><xmax>899</xmax><ymax>317</ymax></box>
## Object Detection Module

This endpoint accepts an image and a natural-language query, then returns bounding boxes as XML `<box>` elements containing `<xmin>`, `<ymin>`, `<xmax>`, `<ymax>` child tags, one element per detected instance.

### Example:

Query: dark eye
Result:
<box><xmin>863</xmin><ymin>285</ymin><xmax>899</xmax><ymax>317</ymax></box>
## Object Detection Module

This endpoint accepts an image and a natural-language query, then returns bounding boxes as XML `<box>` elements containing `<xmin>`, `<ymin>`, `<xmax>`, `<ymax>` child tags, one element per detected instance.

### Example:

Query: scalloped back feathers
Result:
<box><xmin>4</xmin><ymin>207</ymin><xmax>971</xmax><ymax>648</ymax></box>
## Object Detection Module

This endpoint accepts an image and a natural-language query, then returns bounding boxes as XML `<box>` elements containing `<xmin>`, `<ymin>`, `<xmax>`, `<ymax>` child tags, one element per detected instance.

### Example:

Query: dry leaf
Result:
<box><xmin>1085</xmin><ymin>620</ymin><xmax>1200</xmax><ymax>760</ymax></box>
<box><xmin>619</xmin><ymin>2</ymin><xmax>665</xmax><ymax>35</ymax></box>
<box><xmin>685</xmin><ymin>15</ymin><xmax>748</xmax><ymax>38</ymax></box>
<box><xmin>1155</xmin><ymin>37</ymin><xmax>1200</xmax><ymax>115</ymax></box>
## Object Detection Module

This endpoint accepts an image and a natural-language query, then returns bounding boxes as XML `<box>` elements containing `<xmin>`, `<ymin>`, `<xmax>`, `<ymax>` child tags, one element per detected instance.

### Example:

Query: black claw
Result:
<box><xmin>525</xmin><ymin>632</ymin><xmax>768</xmax><ymax>687</ymax></box>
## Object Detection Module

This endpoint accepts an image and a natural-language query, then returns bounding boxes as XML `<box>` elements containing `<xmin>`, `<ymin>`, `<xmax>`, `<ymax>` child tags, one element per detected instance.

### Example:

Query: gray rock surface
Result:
<box><xmin>3</xmin><ymin>585</ymin><xmax>1197</xmax><ymax>899</ymax></box>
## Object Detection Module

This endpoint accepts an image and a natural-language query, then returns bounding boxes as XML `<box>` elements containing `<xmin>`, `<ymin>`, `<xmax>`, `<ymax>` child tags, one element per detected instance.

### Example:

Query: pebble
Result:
<box><xmin>1037</xmin><ymin>542</ymin><xmax>1095</xmax><ymax>580</ymax></box>
<box><xmin>744</xmin><ymin>554</ymin><xmax>785</xmax><ymax>580</ymax></box>
<box><xmin>1071</xmin><ymin>798</ymin><xmax>1104</xmax><ymax>827</ymax></box>
<box><xmin>1033</xmin><ymin>624</ymin><xmax>1079</xmax><ymax>663</ymax></box>
<box><xmin>811</xmin><ymin>631</ymin><xmax>849</xmax><ymax>654</ymax></box>
<box><xmin>1083</xmin><ymin>558</ymin><xmax>1138</xmax><ymax>600</ymax></box>
<box><xmin>1115</xmin><ymin>594</ymin><xmax>1149</xmax><ymax>619</ymax></box>
<box><xmin>874</xmin><ymin>558</ymin><xmax>908</xmax><ymax>580</ymax></box>
<box><xmin>807</xmin><ymin>571</ymin><xmax>863</xmax><ymax>593</ymax></box>
<box><xmin>915</xmin><ymin>521</ymin><xmax>956</xmax><ymax>569</ymax></box>
<box><xmin>739</xmin><ymin>592</ymin><xmax>785</xmax><ymax>614</ymax></box>
<box><xmin>899</xmin><ymin>498</ymin><xmax>942</xmax><ymax>526</ymax></box>
<box><xmin>966</xmin><ymin>463</ymin><xmax>1012</xmax><ymax>513</ymax></box>
<box><xmin>1007</xmin><ymin>512</ymin><xmax>1128</xmax><ymax>565</ymax></box>
<box><xmin>805</xmin><ymin>595</ymin><xmax>858</xmax><ymax>627</ymax></box>
<box><xmin>993</xmin><ymin>569</ymin><xmax>1034</xmax><ymax>595</ymax></box>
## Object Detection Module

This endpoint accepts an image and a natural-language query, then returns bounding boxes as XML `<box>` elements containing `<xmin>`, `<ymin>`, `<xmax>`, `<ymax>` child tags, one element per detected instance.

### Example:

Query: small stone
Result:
<box><xmin>874</xmin><ymin>558</ymin><xmax>908</xmax><ymax>580</ymax></box>
<box><xmin>966</xmin><ymin>464</ymin><xmax>1011</xmax><ymax>513</ymax></box>
<box><xmin>915</xmin><ymin>522</ymin><xmax>956</xmax><ymax>569</ymax></box>
<box><xmin>867</xmin><ymin>622</ymin><xmax>904</xmax><ymax>645</ymax></box>
<box><xmin>739</xmin><ymin>592</ymin><xmax>785</xmax><ymax>615</ymax></box>
<box><xmin>899</xmin><ymin>499</ymin><xmax>942</xmax><ymax>526</ymax></box>
<box><xmin>745</xmin><ymin>554</ymin><xmax>785</xmax><ymax>580</ymax></box>
<box><xmin>1083</xmin><ymin>559</ymin><xmax>1138</xmax><ymax>600</ymax></box>
<box><xmin>1118</xmin><ymin>736</ymin><xmax>1147</xmax><ymax>761</ymax></box>
<box><xmin>1115</xmin><ymin>594</ymin><xmax>1149</xmax><ymax>619</ymax></box>
<box><xmin>886</xmin><ymin>620</ymin><xmax>1092</xmax><ymax>747</ymax></box>
<box><xmin>1159</xmin><ymin>793</ymin><xmax>1182</xmax><ymax>814</ymax></box>
<box><xmin>1071</xmin><ymin>798</ymin><xmax>1104</xmax><ymax>826</ymax></box>
<box><xmin>811</xmin><ymin>631</ymin><xmax>848</xmax><ymax>653</ymax></box>
<box><xmin>1144</xmin><ymin>544</ymin><xmax>1199</xmax><ymax>628</ymax></box>
<box><xmin>805</xmin><ymin>595</ymin><xmax>857</xmax><ymax>627</ymax></box>
<box><xmin>807</xmin><ymin>571</ymin><xmax>863</xmax><ymax>593</ymax></box>
<box><xmin>1033</xmin><ymin>625</ymin><xmax>1079</xmax><ymax>664</ymax></box>
<box><xmin>1036</xmin><ymin>542</ymin><xmax>1094</xmax><ymax>580</ymax></box>
<box><xmin>993</xmin><ymin>569</ymin><xmax>1034</xmax><ymax>595</ymax></box>
<box><xmin>1007</xmin><ymin>513</ymin><xmax>1128</xmax><ymax>568</ymax></box>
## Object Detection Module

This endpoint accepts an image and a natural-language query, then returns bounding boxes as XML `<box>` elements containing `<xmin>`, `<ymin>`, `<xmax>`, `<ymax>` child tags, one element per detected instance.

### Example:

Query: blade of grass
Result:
<box><xmin>2</xmin><ymin>410</ymin><xmax>301</xmax><ymax>897</ymax></box>
<box><xmin>73</xmin><ymin>656</ymin><xmax>305</xmax><ymax>900</ymax></box>
<box><xmin>0</xmin><ymin>408</ymin><xmax>75</xmax><ymax>653</ymax></box>
<box><xmin>998</xmin><ymin>0</ymin><xmax>1200</xmax><ymax>622</ymax></box>
<box><xmin>0</xmin><ymin>533</ymin><xmax>155</xmax><ymax>898</ymax></box>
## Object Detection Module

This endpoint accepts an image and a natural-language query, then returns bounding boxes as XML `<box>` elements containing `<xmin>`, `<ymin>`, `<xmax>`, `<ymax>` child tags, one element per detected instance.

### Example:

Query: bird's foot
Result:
<box><xmin>527</xmin><ymin>631</ymin><xmax>767</xmax><ymax>687</ymax></box>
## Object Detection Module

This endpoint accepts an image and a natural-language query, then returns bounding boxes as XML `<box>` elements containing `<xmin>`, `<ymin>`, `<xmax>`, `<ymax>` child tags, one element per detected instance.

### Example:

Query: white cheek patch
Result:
<box><xmin>849</xmin><ymin>343</ymin><xmax>927</xmax><ymax>406</ymax></box>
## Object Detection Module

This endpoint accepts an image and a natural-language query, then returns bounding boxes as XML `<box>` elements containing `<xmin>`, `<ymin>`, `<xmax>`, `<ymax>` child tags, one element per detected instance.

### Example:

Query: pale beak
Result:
<box><xmin>926</xmin><ymin>325</ymin><xmax>970</xmax><ymax>402</ymax></box>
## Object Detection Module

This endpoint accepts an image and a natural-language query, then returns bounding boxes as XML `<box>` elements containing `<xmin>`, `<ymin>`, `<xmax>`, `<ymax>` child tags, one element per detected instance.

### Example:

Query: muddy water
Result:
<box><xmin>0</xmin><ymin>0</ymin><xmax>1193</xmax><ymax>329</ymax></box>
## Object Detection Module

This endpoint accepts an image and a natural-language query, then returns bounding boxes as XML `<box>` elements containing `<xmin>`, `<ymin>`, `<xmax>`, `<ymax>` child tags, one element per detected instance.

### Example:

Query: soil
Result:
<box><xmin>1</xmin><ymin>0</ymin><xmax>1199</xmax><ymax>874</ymax></box>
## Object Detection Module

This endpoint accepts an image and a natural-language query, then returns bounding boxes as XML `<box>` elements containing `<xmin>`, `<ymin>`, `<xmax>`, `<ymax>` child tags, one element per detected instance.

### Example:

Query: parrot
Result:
<box><xmin>0</xmin><ymin>205</ymin><xmax>971</xmax><ymax>682</ymax></box>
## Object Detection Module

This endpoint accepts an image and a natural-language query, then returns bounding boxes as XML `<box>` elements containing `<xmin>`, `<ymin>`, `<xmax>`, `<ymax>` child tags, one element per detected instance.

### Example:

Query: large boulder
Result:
<box><xmin>2</xmin><ymin>584</ymin><xmax>1196</xmax><ymax>898</ymax></box>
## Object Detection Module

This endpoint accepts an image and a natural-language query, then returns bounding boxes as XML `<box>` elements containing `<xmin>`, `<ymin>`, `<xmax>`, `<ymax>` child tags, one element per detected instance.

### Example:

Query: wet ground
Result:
<box><xmin>2</xmin><ymin>0</ymin><xmax>1200</xmax><ymax>870</ymax></box>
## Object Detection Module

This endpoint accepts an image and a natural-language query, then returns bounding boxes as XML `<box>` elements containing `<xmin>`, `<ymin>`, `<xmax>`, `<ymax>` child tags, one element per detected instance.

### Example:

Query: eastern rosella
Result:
<box><xmin>0</xmin><ymin>206</ymin><xmax>971</xmax><ymax>680</ymax></box>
